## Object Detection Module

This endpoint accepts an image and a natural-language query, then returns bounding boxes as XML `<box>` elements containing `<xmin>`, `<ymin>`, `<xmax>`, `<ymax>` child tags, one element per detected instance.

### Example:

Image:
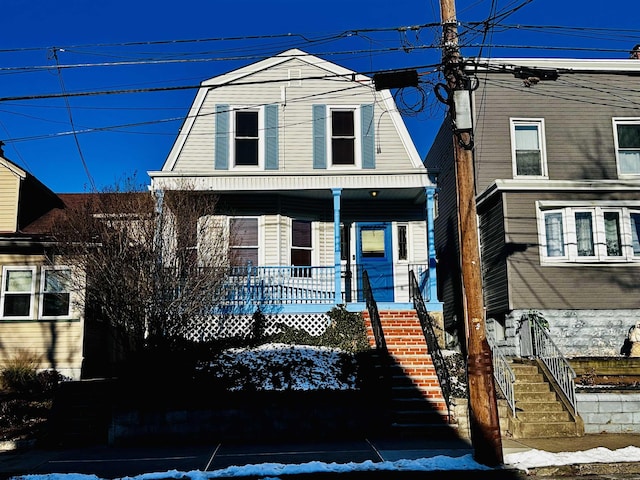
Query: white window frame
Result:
<box><xmin>0</xmin><ymin>266</ymin><xmax>36</xmax><ymax>319</ymax></box>
<box><xmin>228</xmin><ymin>216</ymin><xmax>262</xmax><ymax>267</ymax></box>
<box><xmin>327</xmin><ymin>105</ymin><xmax>362</xmax><ymax>169</ymax></box>
<box><xmin>39</xmin><ymin>266</ymin><xmax>72</xmax><ymax>319</ymax></box>
<box><xmin>289</xmin><ymin>219</ymin><xmax>318</xmax><ymax>266</ymax></box>
<box><xmin>613</xmin><ymin>117</ymin><xmax>640</xmax><ymax>177</ymax></box>
<box><xmin>230</xmin><ymin>106</ymin><xmax>265</xmax><ymax>170</ymax></box>
<box><xmin>537</xmin><ymin>201</ymin><xmax>640</xmax><ymax>265</ymax></box>
<box><xmin>510</xmin><ymin>118</ymin><xmax>548</xmax><ymax>179</ymax></box>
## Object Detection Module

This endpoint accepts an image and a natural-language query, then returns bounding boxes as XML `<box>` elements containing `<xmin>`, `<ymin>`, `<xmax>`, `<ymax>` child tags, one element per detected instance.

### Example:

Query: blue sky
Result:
<box><xmin>1</xmin><ymin>0</ymin><xmax>639</xmax><ymax>193</ymax></box>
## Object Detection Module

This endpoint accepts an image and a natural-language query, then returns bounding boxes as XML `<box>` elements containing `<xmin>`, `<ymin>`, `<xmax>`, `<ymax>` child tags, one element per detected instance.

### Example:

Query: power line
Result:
<box><xmin>50</xmin><ymin>47</ymin><xmax>97</xmax><ymax>192</ymax></box>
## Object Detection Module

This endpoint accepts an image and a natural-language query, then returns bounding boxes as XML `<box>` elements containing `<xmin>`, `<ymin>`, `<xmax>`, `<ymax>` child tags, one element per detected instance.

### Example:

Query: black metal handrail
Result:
<box><xmin>362</xmin><ymin>270</ymin><xmax>387</xmax><ymax>353</ymax></box>
<box><xmin>409</xmin><ymin>270</ymin><xmax>451</xmax><ymax>415</ymax></box>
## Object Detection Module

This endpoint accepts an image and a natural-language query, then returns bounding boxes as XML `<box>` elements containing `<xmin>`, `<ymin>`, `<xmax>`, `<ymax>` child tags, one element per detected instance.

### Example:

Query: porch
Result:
<box><xmin>215</xmin><ymin>263</ymin><xmax>440</xmax><ymax>314</ymax></box>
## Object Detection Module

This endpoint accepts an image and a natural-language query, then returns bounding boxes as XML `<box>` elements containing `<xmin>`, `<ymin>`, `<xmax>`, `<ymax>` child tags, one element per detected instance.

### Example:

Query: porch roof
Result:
<box><xmin>148</xmin><ymin>170</ymin><xmax>434</xmax><ymax>201</ymax></box>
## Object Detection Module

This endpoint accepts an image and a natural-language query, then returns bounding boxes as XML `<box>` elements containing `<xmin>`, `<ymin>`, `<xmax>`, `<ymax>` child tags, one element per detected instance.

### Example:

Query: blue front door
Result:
<box><xmin>356</xmin><ymin>222</ymin><xmax>394</xmax><ymax>302</ymax></box>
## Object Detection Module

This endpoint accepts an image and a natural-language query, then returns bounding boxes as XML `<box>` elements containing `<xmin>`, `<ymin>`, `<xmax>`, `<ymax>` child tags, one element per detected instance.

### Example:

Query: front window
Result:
<box><xmin>538</xmin><ymin>204</ymin><xmax>640</xmax><ymax>263</ymax></box>
<box><xmin>234</xmin><ymin>110</ymin><xmax>259</xmax><ymax>166</ymax></box>
<box><xmin>291</xmin><ymin>220</ymin><xmax>312</xmax><ymax>277</ymax></box>
<box><xmin>331</xmin><ymin>109</ymin><xmax>356</xmax><ymax>166</ymax></box>
<box><xmin>230</xmin><ymin>218</ymin><xmax>259</xmax><ymax>266</ymax></box>
<box><xmin>1</xmin><ymin>267</ymin><xmax>35</xmax><ymax>318</ymax></box>
<box><xmin>614</xmin><ymin>119</ymin><xmax>640</xmax><ymax>175</ymax></box>
<box><xmin>41</xmin><ymin>268</ymin><xmax>72</xmax><ymax>317</ymax></box>
<box><xmin>511</xmin><ymin>119</ymin><xmax>547</xmax><ymax>178</ymax></box>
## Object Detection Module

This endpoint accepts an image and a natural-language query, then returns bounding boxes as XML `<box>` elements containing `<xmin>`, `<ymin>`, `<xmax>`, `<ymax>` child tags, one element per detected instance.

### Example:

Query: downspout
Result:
<box><xmin>332</xmin><ymin>188</ymin><xmax>342</xmax><ymax>305</ymax></box>
<box><xmin>425</xmin><ymin>186</ymin><xmax>439</xmax><ymax>303</ymax></box>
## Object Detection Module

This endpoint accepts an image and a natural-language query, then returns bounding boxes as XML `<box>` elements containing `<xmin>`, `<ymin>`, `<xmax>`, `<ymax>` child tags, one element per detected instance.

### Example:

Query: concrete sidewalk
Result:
<box><xmin>1</xmin><ymin>433</ymin><xmax>640</xmax><ymax>479</ymax></box>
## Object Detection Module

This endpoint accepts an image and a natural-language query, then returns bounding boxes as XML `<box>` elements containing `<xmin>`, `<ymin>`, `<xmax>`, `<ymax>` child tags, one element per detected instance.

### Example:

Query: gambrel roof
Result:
<box><xmin>150</xmin><ymin>49</ymin><xmax>433</xmax><ymax>200</ymax></box>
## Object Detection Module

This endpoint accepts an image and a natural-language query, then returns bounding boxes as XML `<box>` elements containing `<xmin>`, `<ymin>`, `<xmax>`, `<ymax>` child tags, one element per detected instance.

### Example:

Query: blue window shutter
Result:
<box><xmin>312</xmin><ymin>104</ymin><xmax>326</xmax><ymax>169</ymax></box>
<box><xmin>215</xmin><ymin>104</ymin><xmax>229</xmax><ymax>170</ymax></box>
<box><xmin>361</xmin><ymin>104</ymin><xmax>375</xmax><ymax>169</ymax></box>
<box><xmin>265</xmin><ymin>104</ymin><xmax>279</xmax><ymax>170</ymax></box>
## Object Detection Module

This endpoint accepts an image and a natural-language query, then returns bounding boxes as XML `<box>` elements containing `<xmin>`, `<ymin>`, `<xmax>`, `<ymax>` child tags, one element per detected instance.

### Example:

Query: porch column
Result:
<box><xmin>332</xmin><ymin>188</ymin><xmax>342</xmax><ymax>304</ymax></box>
<box><xmin>425</xmin><ymin>187</ymin><xmax>439</xmax><ymax>302</ymax></box>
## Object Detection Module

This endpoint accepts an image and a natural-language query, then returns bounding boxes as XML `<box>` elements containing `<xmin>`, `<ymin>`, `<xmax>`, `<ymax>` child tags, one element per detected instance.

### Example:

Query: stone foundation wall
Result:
<box><xmin>489</xmin><ymin>309</ymin><xmax>640</xmax><ymax>358</ymax></box>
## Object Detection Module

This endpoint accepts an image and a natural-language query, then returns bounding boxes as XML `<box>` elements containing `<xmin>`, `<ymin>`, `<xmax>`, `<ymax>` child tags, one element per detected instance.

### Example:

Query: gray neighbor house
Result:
<box><xmin>425</xmin><ymin>55</ymin><xmax>640</xmax><ymax>436</ymax></box>
<box><xmin>426</xmin><ymin>55</ymin><xmax>640</xmax><ymax>359</ymax></box>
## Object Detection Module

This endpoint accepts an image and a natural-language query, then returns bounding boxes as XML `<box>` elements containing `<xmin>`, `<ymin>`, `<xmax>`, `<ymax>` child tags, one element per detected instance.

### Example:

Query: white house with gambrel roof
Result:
<box><xmin>149</xmin><ymin>48</ymin><xmax>441</xmax><ymax>334</ymax></box>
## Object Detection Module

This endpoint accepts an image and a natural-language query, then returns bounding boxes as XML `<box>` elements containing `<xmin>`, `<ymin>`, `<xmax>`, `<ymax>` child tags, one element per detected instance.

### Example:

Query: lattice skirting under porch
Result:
<box><xmin>185</xmin><ymin>312</ymin><xmax>331</xmax><ymax>341</ymax></box>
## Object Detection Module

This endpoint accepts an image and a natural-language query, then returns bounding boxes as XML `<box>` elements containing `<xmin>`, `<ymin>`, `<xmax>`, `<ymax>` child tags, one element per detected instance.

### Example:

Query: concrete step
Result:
<box><xmin>515</xmin><ymin>401</ymin><xmax>565</xmax><ymax>413</ymax></box>
<box><xmin>514</xmin><ymin>391</ymin><xmax>557</xmax><ymax>402</ymax></box>
<box><xmin>514</xmin><ymin>421</ymin><xmax>580</xmax><ymax>438</ymax></box>
<box><xmin>515</xmin><ymin>411</ymin><xmax>571</xmax><ymax>423</ymax></box>
<box><xmin>513</xmin><ymin>382</ymin><xmax>552</xmax><ymax>394</ymax></box>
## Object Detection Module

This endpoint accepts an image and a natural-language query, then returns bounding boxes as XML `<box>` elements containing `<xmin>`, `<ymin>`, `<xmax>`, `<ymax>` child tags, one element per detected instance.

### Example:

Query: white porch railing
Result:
<box><xmin>487</xmin><ymin>334</ymin><xmax>516</xmax><ymax>417</ymax></box>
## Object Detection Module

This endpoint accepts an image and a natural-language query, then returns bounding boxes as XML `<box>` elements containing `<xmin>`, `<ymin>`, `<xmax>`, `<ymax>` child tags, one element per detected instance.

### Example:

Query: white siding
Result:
<box><xmin>167</xmin><ymin>57</ymin><xmax>419</xmax><ymax>176</ymax></box>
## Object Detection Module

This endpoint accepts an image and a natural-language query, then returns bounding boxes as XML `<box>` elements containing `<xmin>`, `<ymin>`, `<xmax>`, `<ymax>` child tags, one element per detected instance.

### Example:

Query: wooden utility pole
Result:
<box><xmin>439</xmin><ymin>0</ymin><xmax>503</xmax><ymax>466</ymax></box>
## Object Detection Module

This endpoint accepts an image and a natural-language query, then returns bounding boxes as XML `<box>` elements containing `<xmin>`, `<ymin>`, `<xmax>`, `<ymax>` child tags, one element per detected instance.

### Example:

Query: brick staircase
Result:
<box><xmin>507</xmin><ymin>359</ymin><xmax>584</xmax><ymax>438</ymax></box>
<box><xmin>363</xmin><ymin>310</ymin><xmax>454</xmax><ymax>437</ymax></box>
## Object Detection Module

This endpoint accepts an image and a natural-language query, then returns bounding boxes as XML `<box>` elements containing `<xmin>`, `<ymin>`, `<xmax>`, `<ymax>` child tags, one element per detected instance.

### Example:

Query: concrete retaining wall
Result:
<box><xmin>577</xmin><ymin>392</ymin><xmax>640</xmax><ymax>434</ymax></box>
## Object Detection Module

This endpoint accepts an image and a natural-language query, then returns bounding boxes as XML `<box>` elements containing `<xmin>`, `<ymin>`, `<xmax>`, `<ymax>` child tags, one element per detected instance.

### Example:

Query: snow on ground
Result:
<box><xmin>10</xmin><ymin>446</ymin><xmax>640</xmax><ymax>480</ymax></box>
<box><xmin>202</xmin><ymin>343</ymin><xmax>358</xmax><ymax>391</ymax></box>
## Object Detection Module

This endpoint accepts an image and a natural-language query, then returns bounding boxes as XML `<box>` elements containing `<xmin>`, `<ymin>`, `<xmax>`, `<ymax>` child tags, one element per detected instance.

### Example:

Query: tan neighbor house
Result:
<box><xmin>0</xmin><ymin>153</ymin><xmax>85</xmax><ymax>380</ymax></box>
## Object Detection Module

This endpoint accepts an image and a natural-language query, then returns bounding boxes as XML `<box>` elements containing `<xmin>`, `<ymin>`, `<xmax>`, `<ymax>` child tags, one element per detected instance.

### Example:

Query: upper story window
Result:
<box><xmin>1</xmin><ymin>267</ymin><xmax>36</xmax><ymax>318</ymax></box>
<box><xmin>41</xmin><ymin>267</ymin><xmax>71</xmax><ymax>318</ymax></box>
<box><xmin>613</xmin><ymin>118</ymin><xmax>640</xmax><ymax>176</ymax></box>
<box><xmin>312</xmin><ymin>104</ymin><xmax>374</xmax><ymax>170</ymax></box>
<box><xmin>215</xmin><ymin>104</ymin><xmax>278</xmax><ymax>171</ymax></box>
<box><xmin>510</xmin><ymin>119</ymin><xmax>547</xmax><ymax>178</ymax></box>
<box><xmin>538</xmin><ymin>202</ymin><xmax>640</xmax><ymax>264</ymax></box>
<box><xmin>234</xmin><ymin>109</ymin><xmax>261</xmax><ymax>167</ymax></box>
<box><xmin>230</xmin><ymin>217</ymin><xmax>259</xmax><ymax>266</ymax></box>
<box><xmin>331</xmin><ymin>109</ymin><xmax>357</xmax><ymax>166</ymax></box>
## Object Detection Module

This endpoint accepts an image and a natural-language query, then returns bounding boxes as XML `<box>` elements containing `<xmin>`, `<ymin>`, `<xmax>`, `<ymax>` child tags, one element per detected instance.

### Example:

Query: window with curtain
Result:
<box><xmin>575</xmin><ymin>212</ymin><xmax>595</xmax><ymax>257</ymax></box>
<box><xmin>615</xmin><ymin>120</ymin><xmax>640</xmax><ymax>175</ymax></box>
<box><xmin>544</xmin><ymin>212</ymin><xmax>565</xmax><ymax>257</ymax></box>
<box><xmin>511</xmin><ymin>119</ymin><xmax>546</xmax><ymax>177</ymax></box>
<box><xmin>230</xmin><ymin>218</ymin><xmax>258</xmax><ymax>266</ymax></box>
<box><xmin>604</xmin><ymin>211</ymin><xmax>622</xmax><ymax>257</ymax></box>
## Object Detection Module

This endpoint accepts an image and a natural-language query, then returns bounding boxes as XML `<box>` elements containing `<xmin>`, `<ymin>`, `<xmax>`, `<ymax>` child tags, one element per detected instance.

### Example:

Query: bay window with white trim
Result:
<box><xmin>538</xmin><ymin>202</ymin><xmax>640</xmax><ymax>263</ymax></box>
